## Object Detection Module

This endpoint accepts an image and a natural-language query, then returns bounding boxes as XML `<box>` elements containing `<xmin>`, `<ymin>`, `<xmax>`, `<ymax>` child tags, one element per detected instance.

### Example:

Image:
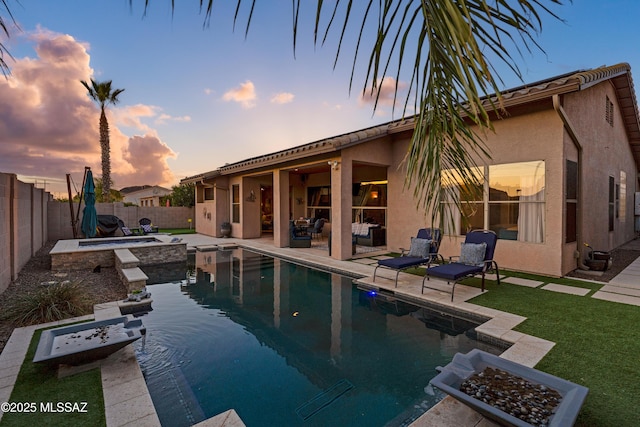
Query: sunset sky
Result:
<box><xmin>1</xmin><ymin>1</ymin><xmax>640</xmax><ymax>197</ymax></box>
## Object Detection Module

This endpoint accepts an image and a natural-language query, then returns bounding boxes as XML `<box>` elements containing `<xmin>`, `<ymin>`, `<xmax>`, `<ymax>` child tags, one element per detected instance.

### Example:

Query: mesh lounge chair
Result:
<box><xmin>139</xmin><ymin>218</ymin><xmax>159</xmax><ymax>234</ymax></box>
<box><xmin>373</xmin><ymin>228</ymin><xmax>444</xmax><ymax>288</ymax></box>
<box><xmin>423</xmin><ymin>229</ymin><xmax>500</xmax><ymax>301</ymax></box>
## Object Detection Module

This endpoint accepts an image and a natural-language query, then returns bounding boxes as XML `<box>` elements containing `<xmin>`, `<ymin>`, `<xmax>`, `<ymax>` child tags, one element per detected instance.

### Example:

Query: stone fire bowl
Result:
<box><xmin>33</xmin><ymin>316</ymin><xmax>146</xmax><ymax>366</ymax></box>
<box><xmin>430</xmin><ymin>349</ymin><xmax>589</xmax><ymax>427</ymax></box>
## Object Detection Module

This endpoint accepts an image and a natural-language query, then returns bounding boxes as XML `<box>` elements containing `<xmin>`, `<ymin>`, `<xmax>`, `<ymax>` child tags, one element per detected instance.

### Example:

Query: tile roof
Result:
<box><xmin>182</xmin><ymin>63</ymin><xmax>640</xmax><ymax>183</ymax></box>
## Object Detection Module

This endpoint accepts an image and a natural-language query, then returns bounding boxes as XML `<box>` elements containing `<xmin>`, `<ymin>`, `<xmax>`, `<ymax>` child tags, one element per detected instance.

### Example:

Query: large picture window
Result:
<box><xmin>443</xmin><ymin>161</ymin><xmax>545</xmax><ymax>243</ymax></box>
<box><xmin>307</xmin><ymin>186</ymin><xmax>331</xmax><ymax>221</ymax></box>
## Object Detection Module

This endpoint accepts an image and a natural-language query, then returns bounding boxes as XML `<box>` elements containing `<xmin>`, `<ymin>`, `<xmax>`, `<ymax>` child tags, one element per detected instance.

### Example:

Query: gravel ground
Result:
<box><xmin>0</xmin><ymin>241</ymin><xmax>128</xmax><ymax>354</ymax></box>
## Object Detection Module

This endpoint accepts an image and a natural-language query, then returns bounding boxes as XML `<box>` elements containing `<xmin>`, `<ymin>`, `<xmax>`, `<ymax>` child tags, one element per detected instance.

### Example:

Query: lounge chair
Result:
<box><xmin>373</xmin><ymin>228</ymin><xmax>443</xmax><ymax>287</ymax></box>
<box><xmin>423</xmin><ymin>229</ymin><xmax>500</xmax><ymax>301</ymax></box>
<box><xmin>139</xmin><ymin>218</ymin><xmax>159</xmax><ymax>234</ymax></box>
<box><xmin>118</xmin><ymin>219</ymin><xmax>141</xmax><ymax>236</ymax></box>
<box><xmin>290</xmin><ymin>220</ymin><xmax>311</xmax><ymax>248</ymax></box>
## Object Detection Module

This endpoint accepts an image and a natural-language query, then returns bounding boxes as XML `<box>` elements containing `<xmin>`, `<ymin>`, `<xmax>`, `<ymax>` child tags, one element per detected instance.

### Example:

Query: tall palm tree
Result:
<box><xmin>80</xmin><ymin>79</ymin><xmax>125</xmax><ymax>203</ymax></box>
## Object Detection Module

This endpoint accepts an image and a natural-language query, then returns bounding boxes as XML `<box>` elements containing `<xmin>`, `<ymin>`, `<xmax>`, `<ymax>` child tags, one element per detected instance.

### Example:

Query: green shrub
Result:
<box><xmin>3</xmin><ymin>281</ymin><xmax>92</xmax><ymax>326</ymax></box>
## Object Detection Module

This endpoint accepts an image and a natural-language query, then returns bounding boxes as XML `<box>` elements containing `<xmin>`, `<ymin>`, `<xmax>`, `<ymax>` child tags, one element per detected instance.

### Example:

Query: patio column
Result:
<box><xmin>330</xmin><ymin>158</ymin><xmax>352</xmax><ymax>260</ymax></box>
<box><xmin>273</xmin><ymin>169</ymin><xmax>290</xmax><ymax>247</ymax></box>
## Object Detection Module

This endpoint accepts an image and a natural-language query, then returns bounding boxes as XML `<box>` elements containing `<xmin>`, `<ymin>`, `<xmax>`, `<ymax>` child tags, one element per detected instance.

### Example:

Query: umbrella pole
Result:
<box><xmin>66</xmin><ymin>174</ymin><xmax>78</xmax><ymax>239</ymax></box>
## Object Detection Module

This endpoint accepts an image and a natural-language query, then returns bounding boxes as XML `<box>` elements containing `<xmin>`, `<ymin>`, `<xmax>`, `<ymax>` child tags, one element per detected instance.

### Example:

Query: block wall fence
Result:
<box><xmin>0</xmin><ymin>172</ymin><xmax>195</xmax><ymax>293</ymax></box>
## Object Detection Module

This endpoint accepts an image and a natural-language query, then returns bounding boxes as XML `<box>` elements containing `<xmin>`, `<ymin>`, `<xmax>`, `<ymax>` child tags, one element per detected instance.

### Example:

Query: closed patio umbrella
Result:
<box><xmin>81</xmin><ymin>169</ymin><xmax>97</xmax><ymax>238</ymax></box>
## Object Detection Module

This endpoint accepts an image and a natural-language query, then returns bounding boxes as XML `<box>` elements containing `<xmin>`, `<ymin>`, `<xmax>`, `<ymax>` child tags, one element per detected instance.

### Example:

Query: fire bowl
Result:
<box><xmin>33</xmin><ymin>316</ymin><xmax>146</xmax><ymax>366</ymax></box>
<box><xmin>430</xmin><ymin>349</ymin><xmax>588</xmax><ymax>427</ymax></box>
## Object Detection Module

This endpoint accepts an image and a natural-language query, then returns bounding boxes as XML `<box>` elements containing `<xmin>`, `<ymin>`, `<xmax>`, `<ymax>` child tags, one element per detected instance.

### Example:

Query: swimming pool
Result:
<box><xmin>135</xmin><ymin>248</ymin><xmax>503</xmax><ymax>426</ymax></box>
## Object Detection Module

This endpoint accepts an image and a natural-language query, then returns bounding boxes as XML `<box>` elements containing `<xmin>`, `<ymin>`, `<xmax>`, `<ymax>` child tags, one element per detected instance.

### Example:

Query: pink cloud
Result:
<box><xmin>222</xmin><ymin>80</ymin><xmax>257</xmax><ymax>108</ymax></box>
<box><xmin>0</xmin><ymin>29</ymin><xmax>178</xmax><ymax>194</ymax></box>
<box><xmin>359</xmin><ymin>76</ymin><xmax>408</xmax><ymax>108</ymax></box>
<box><xmin>271</xmin><ymin>92</ymin><xmax>294</xmax><ymax>104</ymax></box>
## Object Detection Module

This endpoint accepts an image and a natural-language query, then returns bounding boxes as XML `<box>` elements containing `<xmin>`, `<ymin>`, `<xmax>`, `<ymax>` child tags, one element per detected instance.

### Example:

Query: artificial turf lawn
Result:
<box><xmin>1</xmin><ymin>328</ymin><xmax>106</xmax><ymax>427</ymax></box>
<box><xmin>464</xmin><ymin>277</ymin><xmax>640</xmax><ymax>427</ymax></box>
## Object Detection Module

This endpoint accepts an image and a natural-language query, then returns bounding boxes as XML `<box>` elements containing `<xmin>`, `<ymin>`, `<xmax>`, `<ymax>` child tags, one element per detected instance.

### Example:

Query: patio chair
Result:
<box><xmin>290</xmin><ymin>220</ymin><xmax>311</xmax><ymax>248</ymax></box>
<box><xmin>118</xmin><ymin>219</ymin><xmax>141</xmax><ymax>236</ymax></box>
<box><xmin>139</xmin><ymin>217</ymin><xmax>159</xmax><ymax>234</ymax></box>
<box><xmin>373</xmin><ymin>228</ymin><xmax>444</xmax><ymax>287</ymax></box>
<box><xmin>310</xmin><ymin>218</ymin><xmax>325</xmax><ymax>240</ymax></box>
<box><xmin>423</xmin><ymin>229</ymin><xmax>500</xmax><ymax>301</ymax></box>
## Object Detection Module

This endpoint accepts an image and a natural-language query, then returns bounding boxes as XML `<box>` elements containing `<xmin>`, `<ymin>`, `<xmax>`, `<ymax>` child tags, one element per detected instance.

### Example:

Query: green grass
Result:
<box><xmin>159</xmin><ymin>228</ymin><xmax>196</xmax><ymax>235</ymax></box>
<box><xmin>374</xmin><ymin>255</ymin><xmax>640</xmax><ymax>424</ymax></box>
<box><xmin>458</xmin><ymin>275</ymin><xmax>640</xmax><ymax>426</ymax></box>
<box><xmin>1</xmin><ymin>327</ymin><xmax>105</xmax><ymax>427</ymax></box>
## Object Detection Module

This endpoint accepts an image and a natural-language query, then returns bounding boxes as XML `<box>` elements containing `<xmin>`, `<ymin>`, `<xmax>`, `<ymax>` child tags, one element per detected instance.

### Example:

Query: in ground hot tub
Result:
<box><xmin>430</xmin><ymin>349</ymin><xmax>588</xmax><ymax>427</ymax></box>
<box><xmin>33</xmin><ymin>316</ymin><xmax>146</xmax><ymax>366</ymax></box>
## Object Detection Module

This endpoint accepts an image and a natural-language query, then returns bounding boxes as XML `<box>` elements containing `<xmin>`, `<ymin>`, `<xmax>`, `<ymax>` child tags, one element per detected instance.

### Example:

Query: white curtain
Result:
<box><xmin>517</xmin><ymin>187</ymin><xmax>545</xmax><ymax>243</ymax></box>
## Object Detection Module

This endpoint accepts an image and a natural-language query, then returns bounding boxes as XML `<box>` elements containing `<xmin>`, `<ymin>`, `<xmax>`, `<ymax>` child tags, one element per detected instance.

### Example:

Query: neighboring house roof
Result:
<box><xmin>122</xmin><ymin>186</ymin><xmax>171</xmax><ymax>198</ymax></box>
<box><xmin>182</xmin><ymin>63</ymin><xmax>640</xmax><ymax>184</ymax></box>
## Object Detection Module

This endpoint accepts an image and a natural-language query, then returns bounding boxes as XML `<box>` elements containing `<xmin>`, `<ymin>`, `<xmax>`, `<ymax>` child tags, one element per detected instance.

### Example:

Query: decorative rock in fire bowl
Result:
<box><xmin>33</xmin><ymin>316</ymin><xmax>146</xmax><ymax>366</ymax></box>
<box><xmin>430</xmin><ymin>349</ymin><xmax>588</xmax><ymax>427</ymax></box>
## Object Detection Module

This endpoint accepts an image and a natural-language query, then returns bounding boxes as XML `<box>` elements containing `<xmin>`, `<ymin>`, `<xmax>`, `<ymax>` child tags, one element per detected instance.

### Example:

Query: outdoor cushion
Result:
<box><xmin>459</xmin><ymin>242</ymin><xmax>487</xmax><ymax>266</ymax></box>
<box><xmin>407</xmin><ymin>238</ymin><xmax>432</xmax><ymax>258</ymax></box>
<box><xmin>425</xmin><ymin>262</ymin><xmax>484</xmax><ymax>281</ymax></box>
<box><xmin>377</xmin><ymin>256</ymin><xmax>427</xmax><ymax>270</ymax></box>
<box><xmin>141</xmin><ymin>224</ymin><xmax>155</xmax><ymax>234</ymax></box>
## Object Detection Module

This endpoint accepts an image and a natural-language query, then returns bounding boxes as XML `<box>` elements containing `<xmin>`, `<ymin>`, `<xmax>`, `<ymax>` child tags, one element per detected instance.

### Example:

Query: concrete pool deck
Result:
<box><xmin>2</xmin><ymin>233</ymin><xmax>640</xmax><ymax>426</ymax></box>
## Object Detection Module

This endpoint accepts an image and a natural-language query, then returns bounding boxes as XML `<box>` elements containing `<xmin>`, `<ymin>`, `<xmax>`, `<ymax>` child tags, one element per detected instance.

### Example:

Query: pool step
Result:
<box><xmin>115</xmin><ymin>249</ymin><xmax>148</xmax><ymax>291</ymax></box>
<box><xmin>295</xmin><ymin>379</ymin><xmax>354</xmax><ymax>420</ymax></box>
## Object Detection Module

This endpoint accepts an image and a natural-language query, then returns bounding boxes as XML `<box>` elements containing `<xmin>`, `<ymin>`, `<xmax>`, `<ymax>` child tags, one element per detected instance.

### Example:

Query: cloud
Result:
<box><xmin>222</xmin><ymin>80</ymin><xmax>257</xmax><ymax>108</ymax></box>
<box><xmin>271</xmin><ymin>92</ymin><xmax>294</xmax><ymax>104</ymax></box>
<box><xmin>359</xmin><ymin>77</ymin><xmax>408</xmax><ymax>108</ymax></box>
<box><xmin>0</xmin><ymin>29</ymin><xmax>178</xmax><ymax>194</ymax></box>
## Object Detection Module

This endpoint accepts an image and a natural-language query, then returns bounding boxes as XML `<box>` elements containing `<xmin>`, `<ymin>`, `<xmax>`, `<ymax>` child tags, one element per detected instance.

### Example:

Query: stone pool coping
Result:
<box><xmin>1</xmin><ymin>235</ymin><xmax>556</xmax><ymax>427</ymax></box>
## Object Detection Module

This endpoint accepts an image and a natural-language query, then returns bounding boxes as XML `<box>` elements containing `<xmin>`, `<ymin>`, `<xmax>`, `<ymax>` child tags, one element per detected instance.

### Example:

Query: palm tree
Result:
<box><xmin>80</xmin><ymin>79</ymin><xmax>125</xmax><ymax>203</ymax></box>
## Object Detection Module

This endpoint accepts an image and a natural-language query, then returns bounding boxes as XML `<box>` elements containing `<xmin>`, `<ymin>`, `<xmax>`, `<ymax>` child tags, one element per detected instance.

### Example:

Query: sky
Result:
<box><xmin>1</xmin><ymin>1</ymin><xmax>640</xmax><ymax>198</ymax></box>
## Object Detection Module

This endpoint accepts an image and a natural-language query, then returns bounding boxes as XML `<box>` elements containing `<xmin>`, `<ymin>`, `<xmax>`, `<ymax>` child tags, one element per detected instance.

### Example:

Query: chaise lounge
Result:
<box><xmin>373</xmin><ymin>228</ymin><xmax>443</xmax><ymax>287</ymax></box>
<box><xmin>423</xmin><ymin>229</ymin><xmax>500</xmax><ymax>301</ymax></box>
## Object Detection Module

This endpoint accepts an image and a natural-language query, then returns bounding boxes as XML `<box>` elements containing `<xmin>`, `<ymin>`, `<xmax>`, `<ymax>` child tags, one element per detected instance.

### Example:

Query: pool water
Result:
<box><xmin>135</xmin><ymin>248</ymin><xmax>502</xmax><ymax>427</ymax></box>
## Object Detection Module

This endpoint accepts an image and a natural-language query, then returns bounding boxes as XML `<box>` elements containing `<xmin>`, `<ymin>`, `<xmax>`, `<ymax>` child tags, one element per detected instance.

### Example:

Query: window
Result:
<box><xmin>204</xmin><ymin>187</ymin><xmax>214</xmax><ymax>200</ymax></box>
<box><xmin>352</xmin><ymin>181</ymin><xmax>387</xmax><ymax>225</ymax></box>
<box><xmin>609</xmin><ymin>176</ymin><xmax>615</xmax><ymax>231</ymax></box>
<box><xmin>565</xmin><ymin>160</ymin><xmax>578</xmax><ymax>243</ymax></box>
<box><xmin>443</xmin><ymin>161</ymin><xmax>545</xmax><ymax>243</ymax></box>
<box><xmin>232</xmin><ymin>184</ymin><xmax>240</xmax><ymax>223</ymax></box>
<box><xmin>620</xmin><ymin>171</ymin><xmax>627</xmax><ymax>223</ymax></box>
<box><xmin>307</xmin><ymin>186</ymin><xmax>331</xmax><ymax>220</ymax></box>
<box><xmin>605</xmin><ymin>96</ymin><xmax>614</xmax><ymax>127</ymax></box>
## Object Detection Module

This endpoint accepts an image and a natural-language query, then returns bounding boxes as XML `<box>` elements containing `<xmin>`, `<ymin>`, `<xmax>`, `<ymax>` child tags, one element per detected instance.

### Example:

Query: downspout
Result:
<box><xmin>553</xmin><ymin>94</ymin><xmax>589</xmax><ymax>270</ymax></box>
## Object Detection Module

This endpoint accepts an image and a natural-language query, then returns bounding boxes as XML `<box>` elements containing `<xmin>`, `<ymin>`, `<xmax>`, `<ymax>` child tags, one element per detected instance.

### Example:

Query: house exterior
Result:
<box><xmin>182</xmin><ymin>63</ymin><xmax>640</xmax><ymax>277</ymax></box>
<box><xmin>121</xmin><ymin>185</ymin><xmax>172</xmax><ymax>207</ymax></box>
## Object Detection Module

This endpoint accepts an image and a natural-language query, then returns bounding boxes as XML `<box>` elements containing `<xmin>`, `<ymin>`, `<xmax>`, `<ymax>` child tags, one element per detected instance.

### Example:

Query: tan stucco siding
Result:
<box><xmin>562</xmin><ymin>83</ymin><xmax>638</xmax><ymax>256</ymax></box>
<box><xmin>386</xmin><ymin>109</ymin><xmax>568</xmax><ymax>276</ymax></box>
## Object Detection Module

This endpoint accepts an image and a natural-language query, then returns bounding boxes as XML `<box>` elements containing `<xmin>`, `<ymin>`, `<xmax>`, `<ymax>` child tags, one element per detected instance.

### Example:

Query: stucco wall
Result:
<box><xmin>562</xmin><ymin>82</ymin><xmax>638</xmax><ymax>253</ymax></box>
<box><xmin>47</xmin><ymin>201</ymin><xmax>195</xmax><ymax>240</ymax></box>
<box><xmin>386</xmin><ymin>108</ymin><xmax>568</xmax><ymax>276</ymax></box>
<box><xmin>0</xmin><ymin>173</ymin><xmax>50</xmax><ymax>294</ymax></box>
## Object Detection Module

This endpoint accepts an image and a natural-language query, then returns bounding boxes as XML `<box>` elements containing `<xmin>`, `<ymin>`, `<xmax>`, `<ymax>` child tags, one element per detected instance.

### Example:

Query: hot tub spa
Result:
<box><xmin>50</xmin><ymin>236</ymin><xmax>186</xmax><ymax>271</ymax></box>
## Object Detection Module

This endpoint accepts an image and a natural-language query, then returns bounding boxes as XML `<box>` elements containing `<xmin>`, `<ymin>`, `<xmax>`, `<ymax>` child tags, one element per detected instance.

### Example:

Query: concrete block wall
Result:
<box><xmin>0</xmin><ymin>173</ymin><xmax>50</xmax><ymax>293</ymax></box>
<box><xmin>47</xmin><ymin>202</ymin><xmax>195</xmax><ymax>240</ymax></box>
